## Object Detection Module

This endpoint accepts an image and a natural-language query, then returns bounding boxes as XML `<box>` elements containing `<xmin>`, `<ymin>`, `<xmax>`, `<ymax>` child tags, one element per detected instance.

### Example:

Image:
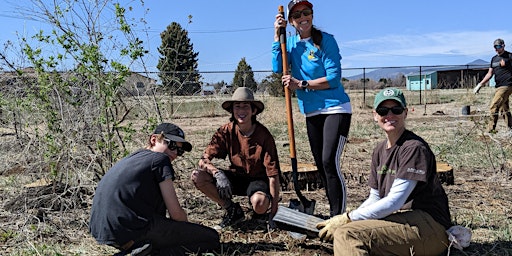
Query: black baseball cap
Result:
<box><xmin>153</xmin><ymin>123</ymin><xmax>192</xmax><ymax>152</ymax></box>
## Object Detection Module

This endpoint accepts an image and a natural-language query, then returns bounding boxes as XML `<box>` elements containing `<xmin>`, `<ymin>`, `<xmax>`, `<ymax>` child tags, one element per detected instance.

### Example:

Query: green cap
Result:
<box><xmin>374</xmin><ymin>88</ymin><xmax>407</xmax><ymax>109</ymax></box>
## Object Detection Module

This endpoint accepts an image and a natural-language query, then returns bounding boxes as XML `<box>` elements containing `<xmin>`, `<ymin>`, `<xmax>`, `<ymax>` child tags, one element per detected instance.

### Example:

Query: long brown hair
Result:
<box><xmin>311</xmin><ymin>26</ymin><xmax>323</xmax><ymax>49</ymax></box>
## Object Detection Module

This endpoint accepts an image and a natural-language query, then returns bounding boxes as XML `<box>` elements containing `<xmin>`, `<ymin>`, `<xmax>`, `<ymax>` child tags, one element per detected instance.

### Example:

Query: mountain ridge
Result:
<box><xmin>345</xmin><ymin>59</ymin><xmax>489</xmax><ymax>81</ymax></box>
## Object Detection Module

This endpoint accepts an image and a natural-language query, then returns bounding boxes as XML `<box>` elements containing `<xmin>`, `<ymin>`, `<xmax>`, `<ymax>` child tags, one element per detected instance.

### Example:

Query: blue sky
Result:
<box><xmin>1</xmin><ymin>0</ymin><xmax>512</xmax><ymax>80</ymax></box>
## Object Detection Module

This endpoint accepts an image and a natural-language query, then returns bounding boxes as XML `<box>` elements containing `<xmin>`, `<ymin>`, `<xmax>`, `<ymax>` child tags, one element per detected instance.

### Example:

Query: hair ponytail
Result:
<box><xmin>311</xmin><ymin>26</ymin><xmax>323</xmax><ymax>49</ymax></box>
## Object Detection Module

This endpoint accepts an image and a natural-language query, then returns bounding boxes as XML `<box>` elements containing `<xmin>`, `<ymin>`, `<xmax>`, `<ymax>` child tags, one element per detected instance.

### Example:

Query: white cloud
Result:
<box><xmin>341</xmin><ymin>30</ymin><xmax>512</xmax><ymax>68</ymax></box>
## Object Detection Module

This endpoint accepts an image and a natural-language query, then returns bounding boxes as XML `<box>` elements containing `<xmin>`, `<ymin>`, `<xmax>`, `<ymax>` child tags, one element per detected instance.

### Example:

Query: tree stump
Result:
<box><xmin>437</xmin><ymin>161</ymin><xmax>454</xmax><ymax>185</ymax></box>
<box><xmin>280</xmin><ymin>162</ymin><xmax>321</xmax><ymax>191</ymax></box>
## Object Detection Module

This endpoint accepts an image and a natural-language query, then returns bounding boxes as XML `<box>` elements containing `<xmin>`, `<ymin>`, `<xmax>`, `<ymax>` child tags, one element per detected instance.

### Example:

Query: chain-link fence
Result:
<box><xmin>0</xmin><ymin>63</ymin><xmax>489</xmax><ymax>120</ymax></box>
<box><xmin>132</xmin><ymin>63</ymin><xmax>489</xmax><ymax>113</ymax></box>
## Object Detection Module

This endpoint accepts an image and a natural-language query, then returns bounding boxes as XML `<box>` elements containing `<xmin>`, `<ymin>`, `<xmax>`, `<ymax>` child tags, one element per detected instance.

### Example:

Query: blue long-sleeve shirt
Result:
<box><xmin>272</xmin><ymin>32</ymin><xmax>351</xmax><ymax>115</ymax></box>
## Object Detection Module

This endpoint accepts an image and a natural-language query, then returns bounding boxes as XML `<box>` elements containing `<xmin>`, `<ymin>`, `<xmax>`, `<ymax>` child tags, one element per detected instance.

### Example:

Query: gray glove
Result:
<box><xmin>214</xmin><ymin>170</ymin><xmax>232</xmax><ymax>200</ymax></box>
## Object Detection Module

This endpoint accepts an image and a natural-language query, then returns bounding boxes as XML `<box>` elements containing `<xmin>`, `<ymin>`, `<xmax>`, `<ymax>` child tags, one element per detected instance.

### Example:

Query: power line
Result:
<box><xmin>189</xmin><ymin>27</ymin><xmax>272</xmax><ymax>34</ymax></box>
<box><xmin>142</xmin><ymin>26</ymin><xmax>273</xmax><ymax>35</ymax></box>
<box><xmin>0</xmin><ymin>13</ymin><xmax>37</xmax><ymax>21</ymax></box>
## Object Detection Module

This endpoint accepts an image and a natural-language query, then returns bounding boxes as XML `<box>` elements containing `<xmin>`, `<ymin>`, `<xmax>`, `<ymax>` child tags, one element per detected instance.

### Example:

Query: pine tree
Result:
<box><xmin>232</xmin><ymin>58</ymin><xmax>257</xmax><ymax>92</ymax></box>
<box><xmin>157</xmin><ymin>22</ymin><xmax>200</xmax><ymax>95</ymax></box>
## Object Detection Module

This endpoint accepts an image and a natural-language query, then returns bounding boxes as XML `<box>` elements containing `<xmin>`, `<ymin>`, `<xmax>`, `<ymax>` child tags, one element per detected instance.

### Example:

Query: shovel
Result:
<box><xmin>277</xmin><ymin>5</ymin><xmax>315</xmax><ymax>216</ymax></box>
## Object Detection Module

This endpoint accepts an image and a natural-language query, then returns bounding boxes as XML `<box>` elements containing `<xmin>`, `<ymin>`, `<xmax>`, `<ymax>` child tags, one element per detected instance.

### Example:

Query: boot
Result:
<box><xmin>487</xmin><ymin>113</ymin><xmax>499</xmax><ymax>133</ymax></box>
<box><xmin>505</xmin><ymin>112</ymin><xmax>512</xmax><ymax>129</ymax></box>
<box><xmin>219</xmin><ymin>202</ymin><xmax>244</xmax><ymax>228</ymax></box>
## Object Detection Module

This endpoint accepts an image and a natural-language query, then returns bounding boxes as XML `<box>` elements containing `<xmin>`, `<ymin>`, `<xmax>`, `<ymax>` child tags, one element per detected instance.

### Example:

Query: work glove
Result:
<box><xmin>316</xmin><ymin>212</ymin><xmax>351</xmax><ymax>242</ymax></box>
<box><xmin>446</xmin><ymin>225</ymin><xmax>472</xmax><ymax>250</ymax></box>
<box><xmin>214</xmin><ymin>170</ymin><xmax>232</xmax><ymax>200</ymax></box>
<box><xmin>473</xmin><ymin>83</ymin><xmax>483</xmax><ymax>94</ymax></box>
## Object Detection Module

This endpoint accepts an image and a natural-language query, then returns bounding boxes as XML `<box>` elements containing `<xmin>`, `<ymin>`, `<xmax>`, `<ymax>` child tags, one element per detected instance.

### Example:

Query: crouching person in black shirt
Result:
<box><xmin>90</xmin><ymin>123</ymin><xmax>220</xmax><ymax>256</ymax></box>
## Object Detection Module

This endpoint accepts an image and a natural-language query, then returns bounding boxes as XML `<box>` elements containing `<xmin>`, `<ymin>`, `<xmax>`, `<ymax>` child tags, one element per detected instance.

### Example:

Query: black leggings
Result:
<box><xmin>306</xmin><ymin>113</ymin><xmax>351</xmax><ymax>217</ymax></box>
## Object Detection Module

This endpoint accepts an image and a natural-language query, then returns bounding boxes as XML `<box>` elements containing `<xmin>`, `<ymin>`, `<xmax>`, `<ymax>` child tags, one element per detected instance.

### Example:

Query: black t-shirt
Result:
<box><xmin>89</xmin><ymin>149</ymin><xmax>175</xmax><ymax>245</ymax></box>
<box><xmin>491</xmin><ymin>50</ymin><xmax>512</xmax><ymax>87</ymax></box>
<box><xmin>369</xmin><ymin>130</ymin><xmax>452</xmax><ymax>229</ymax></box>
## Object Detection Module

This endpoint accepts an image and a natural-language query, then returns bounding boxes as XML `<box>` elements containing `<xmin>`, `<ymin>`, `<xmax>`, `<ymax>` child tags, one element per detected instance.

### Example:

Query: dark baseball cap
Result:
<box><xmin>494</xmin><ymin>38</ymin><xmax>505</xmax><ymax>46</ymax></box>
<box><xmin>153</xmin><ymin>123</ymin><xmax>192</xmax><ymax>152</ymax></box>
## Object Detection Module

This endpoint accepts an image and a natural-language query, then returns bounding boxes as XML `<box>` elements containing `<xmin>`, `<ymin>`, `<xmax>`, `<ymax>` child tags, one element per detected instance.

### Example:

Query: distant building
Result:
<box><xmin>122</xmin><ymin>72</ymin><xmax>157</xmax><ymax>96</ymax></box>
<box><xmin>0</xmin><ymin>69</ymin><xmax>157</xmax><ymax>96</ymax></box>
<box><xmin>406</xmin><ymin>66</ymin><xmax>489</xmax><ymax>91</ymax></box>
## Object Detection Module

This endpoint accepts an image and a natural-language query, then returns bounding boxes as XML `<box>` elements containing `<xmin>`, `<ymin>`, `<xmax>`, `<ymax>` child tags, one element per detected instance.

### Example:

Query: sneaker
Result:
<box><xmin>483</xmin><ymin>129</ymin><xmax>497</xmax><ymax>136</ymax></box>
<box><xmin>250</xmin><ymin>211</ymin><xmax>269</xmax><ymax>224</ymax></box>
<box><xmin>219</xmin><ymin>202</ymin><xmax>244</xmax><ymax>228</ymax></box>
<box><xmin>128</xmin><ymin>243</ymin><xmax>152</xmax><ymax>256</ymax></box>
<box><xmin>114</xmin><ymin>243</ymin><xmax>152</xmax><ymax>256</ymax></box>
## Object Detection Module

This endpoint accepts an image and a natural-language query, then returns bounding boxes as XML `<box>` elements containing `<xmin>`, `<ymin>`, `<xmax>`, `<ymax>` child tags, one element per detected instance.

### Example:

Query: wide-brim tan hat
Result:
<box><xmin>221</xmin><ymin>87</ymin><xmax>264</xmax><ymax>115</ymax></box>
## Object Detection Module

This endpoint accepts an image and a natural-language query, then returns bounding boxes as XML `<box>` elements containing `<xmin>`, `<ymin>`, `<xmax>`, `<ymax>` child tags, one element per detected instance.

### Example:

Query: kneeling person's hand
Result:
<box><xmin>316</xmin><ymin>212</ymin><xmax>351</xmax><ymax>242</ymax></box>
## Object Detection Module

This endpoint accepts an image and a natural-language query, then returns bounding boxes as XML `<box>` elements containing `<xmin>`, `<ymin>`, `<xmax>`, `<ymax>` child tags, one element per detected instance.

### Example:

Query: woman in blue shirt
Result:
<box><xmin>272</xmin><ymin>0</ymin><xmax>352</xmax><ymax>217</ymax></box>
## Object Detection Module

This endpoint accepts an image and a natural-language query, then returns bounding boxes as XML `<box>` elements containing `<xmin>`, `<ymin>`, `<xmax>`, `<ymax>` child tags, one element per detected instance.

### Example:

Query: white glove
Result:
<box><xmin>446</xmin><ymin>225</ymin><xmax>472</xmax><ymax>250</ymax></box>
<box><xmin>473</xmin><ymin>83</ymin><xmax>483</xmax><ymax>94</ymax></box>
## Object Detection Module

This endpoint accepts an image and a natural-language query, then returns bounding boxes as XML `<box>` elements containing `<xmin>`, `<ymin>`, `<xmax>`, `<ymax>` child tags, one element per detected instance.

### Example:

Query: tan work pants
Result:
<box><xmin>333</xmin><ymin>210</ymin><xmax>448</xmax><ymax>256</ymax></box>
<box><xmin>488</xmin><ymin>85</ymin><xmax>512</xmax><ymax>132</ymax></box>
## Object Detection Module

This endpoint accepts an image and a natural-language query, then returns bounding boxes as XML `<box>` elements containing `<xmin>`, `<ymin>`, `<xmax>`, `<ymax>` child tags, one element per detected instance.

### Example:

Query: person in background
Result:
<box><xmin>90</xmin><ymin>123</ymin><xmax>220</xmax><ymax>256</ymax></box>
<box><xmin>474</xmin><ymin>38</ymin><xmax>512</xmax><ymax>133</ymax></box>
<box><xmin>272</xmin><ymin>0</ymin><xmax>352</xmax><ymax>217</ymax></box>
<box><xmin>191</xmin><ymin>87</ymin><xmax>281</xmax><ymax>229</ymax></box>
<box><xmin>316</xmin><ymin>88</ymin><xmax>455</xmax><ymax>255</ymax></box>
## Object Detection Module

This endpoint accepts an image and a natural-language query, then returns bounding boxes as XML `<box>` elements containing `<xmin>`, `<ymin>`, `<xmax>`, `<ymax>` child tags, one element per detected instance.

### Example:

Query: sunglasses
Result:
<box><xmin>494</xmin><ymin>44</ymin><xmax>504</xmax><ymax>49</ymax></box>
<box><xmin>164</xmin><ymin>139</ymin><xmax>185</xmax><ymax>156</ymax></box>
<box><xmin>290</xmin><ymin>9</ymin><xmax>313</xmax><ymax>19</ymax></box>
<box><xmin>376</xmin><ymin>106</ymin><xmax>405</xmax><ymax>116</ymax></box>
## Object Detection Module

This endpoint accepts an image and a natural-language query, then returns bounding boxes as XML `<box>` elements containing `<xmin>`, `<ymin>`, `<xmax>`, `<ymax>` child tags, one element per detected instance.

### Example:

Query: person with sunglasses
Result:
<box><xmin>272</xmin><ymin>0</ymin><xmax>352</xmax><ymax>218</ymax></box>
<box><xmin>473</xmin><ymin>38</ymin><xmax>512</xmax><ymax>134</ymax></box>
<box><xmin>90</xmin><ymin>123</ymin><xmax>220</xmax><ymax>255</ymax></box>
<box><xmin>316</xmin><ymin>88</ymin><xmax>455</xmax><ymax>255</ymax></box>
<box><xmin>192</xmin><ymin>87</ymin><xmax>281</xmax><ymax>230</ymax></box>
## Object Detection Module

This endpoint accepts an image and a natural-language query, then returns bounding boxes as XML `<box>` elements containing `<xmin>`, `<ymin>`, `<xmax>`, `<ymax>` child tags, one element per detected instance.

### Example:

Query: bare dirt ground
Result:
<box><xmin>1</xmin><ymin>94</ymin><xmax>511</xmax><ymax>255</ymax></box>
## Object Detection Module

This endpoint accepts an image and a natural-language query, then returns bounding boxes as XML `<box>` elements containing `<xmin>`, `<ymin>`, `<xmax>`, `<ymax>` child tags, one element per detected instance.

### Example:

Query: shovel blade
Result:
<box><xmin>273</xmin><ymin>205</ymin><xmax>323</xmax><ymax>237</ymax></box>
<box><xmin>289</xmin><ymin>198</ymin><xmax>316</xmax><ymax>215</ymax></box>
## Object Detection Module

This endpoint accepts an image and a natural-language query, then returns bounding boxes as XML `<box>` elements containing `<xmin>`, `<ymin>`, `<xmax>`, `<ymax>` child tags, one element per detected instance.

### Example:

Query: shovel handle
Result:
<box><xmin>278</xmin><ymin>6</ymin><xmax>315</xmax><ymax>214</ymax></box>
<box><xmin>278</xmin><ymin>5</ymin><xmax>296</xmax><ymax>159</ymax></box>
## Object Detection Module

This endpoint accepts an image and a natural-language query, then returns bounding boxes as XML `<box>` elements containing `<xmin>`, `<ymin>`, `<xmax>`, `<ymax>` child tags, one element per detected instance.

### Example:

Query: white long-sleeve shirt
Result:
<box><xmin>349</xmin><ymin>178</ymin><xmax>417</xmax><ymax>220</ymax></box>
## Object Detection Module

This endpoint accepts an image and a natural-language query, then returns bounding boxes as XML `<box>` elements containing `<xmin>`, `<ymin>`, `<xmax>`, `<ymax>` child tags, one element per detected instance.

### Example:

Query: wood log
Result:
<box><xmin>437</xmin><ymin>161</ymin><xmax>454</xmax><ymax>185</ymax></box>
<box><xmin>280</xmin><ymin>163</ymin><xmax>321</xmax><ymax>191</ymax></box>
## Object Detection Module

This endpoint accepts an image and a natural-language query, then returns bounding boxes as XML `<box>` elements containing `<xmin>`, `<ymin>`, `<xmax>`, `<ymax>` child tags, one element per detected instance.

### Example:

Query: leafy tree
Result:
<box><xmin>392</xmin><ymin>74</ymin><xmax>406</xmax><ymax>87</ymax></box>
<box><xmin>262</xmin><ymin>72</ymin><xmax>284</xmax><ymax>97</ymax></box>
<box><xmin>157</xmin><ymin>21</ymin><xmax>200</xmax><ymax>96</ymax></box>
<box><xmin>232</xmin><ymin>58</ymin><xmax>257</xmax><ymax>92</ymax></box>
<box><xmin>211</xmin><ymin>80</ymin><xmax>227</xmax><ymax>91</ymax></box>
<box><xmin>2</xmin><ymin>0</ymin><xmax>156</xmax><ymax>181</ymax></box>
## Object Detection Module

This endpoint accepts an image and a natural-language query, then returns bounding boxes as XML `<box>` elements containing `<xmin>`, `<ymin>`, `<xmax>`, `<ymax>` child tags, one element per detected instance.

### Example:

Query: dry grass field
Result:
<box><xmin>0</xmin><ymin>88</ymin><xmax>511</xmax><ymax>255</ymax></box>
